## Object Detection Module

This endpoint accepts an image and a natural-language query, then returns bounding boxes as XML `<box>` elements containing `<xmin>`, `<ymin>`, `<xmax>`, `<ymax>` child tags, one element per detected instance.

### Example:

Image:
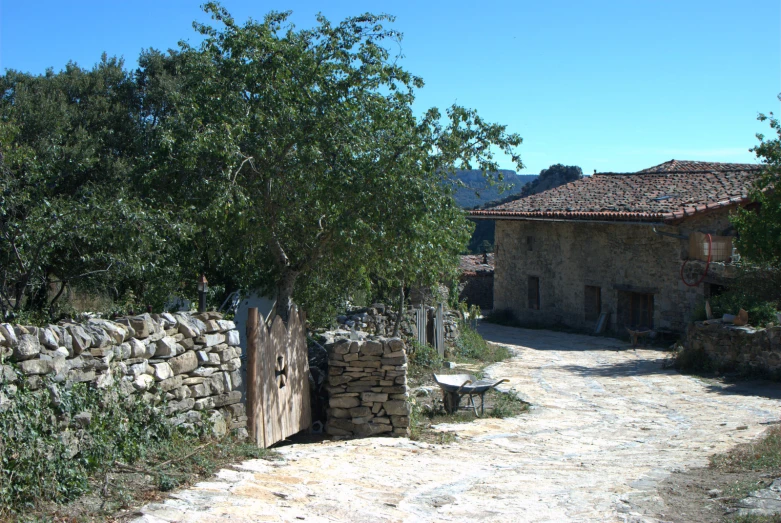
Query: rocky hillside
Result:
<box><xmin>465</xmin><ymin>164</ymin><xmax>583</xmax><ymax>254</ymax></box>
<box><xmin>449</xmin><ymin>170</ymin><xmax>537</xmax><ymax>209</ymax></box>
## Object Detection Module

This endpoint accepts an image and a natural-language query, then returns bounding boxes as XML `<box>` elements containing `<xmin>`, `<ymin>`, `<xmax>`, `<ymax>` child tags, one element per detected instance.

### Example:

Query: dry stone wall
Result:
<box><xmin>323</xmin><ymin>334</ymin><xmax>410</xmax><ymax>438</ymax></box>
<box><xmin>0</xmin><ymin>312</ymin><xmax>247</xmax><ymax>436</ymax></box>
<box><xmin>684</xmin><ymin>321</ymin><xmax>781</xmax><ymax>377</ymax></box>
<box><xmin>336</xmin><ymin>305</ymin><xmax>460</xmax><ymax>345</ymax></box>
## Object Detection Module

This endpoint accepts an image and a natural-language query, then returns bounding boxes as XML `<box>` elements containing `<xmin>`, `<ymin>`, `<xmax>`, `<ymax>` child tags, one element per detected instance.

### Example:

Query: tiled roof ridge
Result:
<box><xmin>597</xmin><ymin>167</ymin><xmax>762</xmax><ymax>176</ymax></box>
<box><xmin>637</xmin><ymin>159</ymin><xmax>761</xmax><ymax>173</ymax></box>
<box><xmin>470</xmin><ymin>163</ymin><xmax>758</xmax><ymax>223</ymax></box>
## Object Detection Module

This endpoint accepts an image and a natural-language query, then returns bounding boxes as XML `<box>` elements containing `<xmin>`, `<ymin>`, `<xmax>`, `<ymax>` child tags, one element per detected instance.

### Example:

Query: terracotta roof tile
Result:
<box><xmin>638</xmin><ymin>159</ymin><xmax>759</xmax><ymax>173</ymax></box>
<box><xmin>471</xmin><ymin>160</ymin><xmax>761</xmax><ymax>222</ymax></box>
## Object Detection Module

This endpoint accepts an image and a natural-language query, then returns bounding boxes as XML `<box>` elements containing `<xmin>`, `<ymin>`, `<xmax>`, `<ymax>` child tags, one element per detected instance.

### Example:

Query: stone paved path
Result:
<box><xmin>135</xmin><ymin>324</ymin><xmax>781</xmax><ymax>523</ymax></box>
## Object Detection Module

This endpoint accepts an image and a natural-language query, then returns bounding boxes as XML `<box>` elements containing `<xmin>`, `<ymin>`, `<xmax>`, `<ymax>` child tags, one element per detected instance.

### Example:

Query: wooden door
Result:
<box><xmin>246</xmin><ymin>307</ymin><xmax>311</xmax><ymax>448</ymax></box>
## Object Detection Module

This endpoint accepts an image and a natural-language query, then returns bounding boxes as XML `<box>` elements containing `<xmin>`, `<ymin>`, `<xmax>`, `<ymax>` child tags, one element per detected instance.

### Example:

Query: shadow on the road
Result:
<box><xmin>478</xmin><ymin>322</ymin><xmax>663</xmax><ymax>352</ymax></box>
<box><xmin>700</xmin><ymin>379</ymin><xmax>781</xmax><ymax>400</ymax></box>
<box><xmin>558</xmin><ymin>358</ymin><xmax>675</xmax><ymax>377</ymax></box>
<box><xmin>564</xmin><ymin>360</ymin><xmax>781</xmax><ymax>400</ymax></box>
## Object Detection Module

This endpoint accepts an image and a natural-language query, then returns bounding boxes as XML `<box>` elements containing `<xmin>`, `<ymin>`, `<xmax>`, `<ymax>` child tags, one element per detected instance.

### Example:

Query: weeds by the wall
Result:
<box><xmin>0</xmin><ymin>368</ymin><xmax>218</xmax><ymax>518</ymax></box>
<box><xmin>408</xmin><ymin>340</ymin><xmax>443</xmax><ymax>368</ymax></box>
<box><xmin>452</xmin><ymin>323</ymin><xmax>511</xmax><ymax>363</ymax></box>
<box><xmin>674</xmin><ymin>345</ymin><xmax>715</xmax><ymax>373</ymax></box>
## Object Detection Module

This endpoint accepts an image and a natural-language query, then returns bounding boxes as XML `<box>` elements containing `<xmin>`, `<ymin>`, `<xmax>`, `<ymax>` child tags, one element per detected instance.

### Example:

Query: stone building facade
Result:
<box><xmin>472</xmin><ymin>160</ymin><xmax>760</xmax><ymax>333</ymax></box>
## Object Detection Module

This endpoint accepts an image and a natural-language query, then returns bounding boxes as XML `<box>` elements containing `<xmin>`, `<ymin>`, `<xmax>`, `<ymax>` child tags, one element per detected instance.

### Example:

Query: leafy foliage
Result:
<box><xmin>159</xmin><ymin>4</ymin><xmax>522</xmax><ymax>321</ymax></box>
<box><xmin>1</xmin><ymin>4</ymin><xmax>523</xmax><ymax>326</ymax></box>
<box><xmin>452</xmin><ymin>323</ymin><xmax>511</xmax><ymax>362</ymax></box>
<box><xmin>0</xmin><ymin>371</ymin><xmax>203</xmax><ymax>514</ymax></box>
<box><xmin>732</xmin><ymin>112</ymin><xmax>781</xmax><ymax>266</ymax></box>
<box><xmin>0</xmin><ymin>57</ymin><xmax>191</xmax><ymax>319</ymax></box>
<box><xmin>408</xmin><ymin>340</ymin><xmax>443</xmax><ymax>368</ymax></box>
<box><xmin>694</xmin><ymin>267</ymin><xmax>781</xmax><ymax>326</ymax></box>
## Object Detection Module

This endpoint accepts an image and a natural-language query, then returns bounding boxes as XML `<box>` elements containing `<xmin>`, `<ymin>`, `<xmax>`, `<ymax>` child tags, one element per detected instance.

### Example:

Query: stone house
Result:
<box><xmin>458</xmin><ymin>253</ymin><xmax>494</xmax><ymax>310</ymax></box>
<box><xmin>470</xmin><ymin>160</ymin><xmax>761</xmax><ymax>333</ymax></box>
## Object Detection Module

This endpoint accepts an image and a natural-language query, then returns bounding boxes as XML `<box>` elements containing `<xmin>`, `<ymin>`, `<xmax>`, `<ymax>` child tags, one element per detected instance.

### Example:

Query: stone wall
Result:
<box><xmin>492</xmin><ymin>211</ymin><xmax>735</xmax><ymax>333</ymax></box>
<box><xmin>684</xmin><ymin>321</ymin><xmax>781</xmax><ymax>376</ymax></box>
<box><xmin>459</xmin><ymin>273</ymin><xmax>494</xmax><ymax>310</ymax></box>
<box><xmin>336</xmin><ymin>305</ymin><xmax>460</xmax><ymax>345</ymax></box>
<box><xmin>0</xmin><ymin>312</ymin><xmax>247</xmax><ymax>436</ymax></box>
<box><xmin>323</xmin><ymin>334</ymin><xmax>410</xmax><ymax>438</ymax></box>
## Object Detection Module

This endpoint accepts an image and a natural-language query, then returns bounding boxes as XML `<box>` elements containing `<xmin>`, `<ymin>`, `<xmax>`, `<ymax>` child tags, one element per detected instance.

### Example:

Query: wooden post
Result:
<box><xmin>246</xmin><ymin>307</ymin><xmax>262</xmax><ymax>447</ymax></box>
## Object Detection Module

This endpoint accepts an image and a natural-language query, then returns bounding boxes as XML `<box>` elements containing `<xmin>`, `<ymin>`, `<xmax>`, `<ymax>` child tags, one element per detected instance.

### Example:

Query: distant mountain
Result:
<box><xmin>519</xmin><ymin>164</ymin><xmax>583</xmax><ymax>198</ymax></box>
<box><xmin>462</xmin><ymin>164</ymin><xmax>583</xmax><ymax>255</ymax></box>
<box><xmin>448</xmin><ymin>170</ymin><xmax>537</xmax><ymax>209</ymax></box>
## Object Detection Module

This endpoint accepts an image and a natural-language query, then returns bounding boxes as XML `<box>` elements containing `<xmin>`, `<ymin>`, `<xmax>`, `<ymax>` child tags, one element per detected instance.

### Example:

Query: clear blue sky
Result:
<box><xmin>2</xmin><ymin>1</ymin><xmax>779</xmax><ymax>175</ymax></box>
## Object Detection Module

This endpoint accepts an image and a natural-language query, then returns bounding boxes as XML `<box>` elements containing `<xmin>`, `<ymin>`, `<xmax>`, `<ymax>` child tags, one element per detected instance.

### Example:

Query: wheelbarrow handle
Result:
<box><xmin>454</xmin><ymin>380</ymin><xmax>473</xmax><ymax>395</ymax></box>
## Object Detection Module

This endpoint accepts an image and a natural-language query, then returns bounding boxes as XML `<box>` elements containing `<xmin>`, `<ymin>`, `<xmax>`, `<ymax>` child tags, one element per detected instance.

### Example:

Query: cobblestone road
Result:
<box><xmin>135</xmin><ymin>324</ymin><xmax>781</xmax><ymax>522</ymax></box>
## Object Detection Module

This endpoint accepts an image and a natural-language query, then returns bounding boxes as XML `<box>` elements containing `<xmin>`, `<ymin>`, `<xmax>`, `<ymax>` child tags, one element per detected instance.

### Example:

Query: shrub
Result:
<box><xmin>408</xmin><ymin>340</ymin><xmax>442</xmax><ymax>368</ymax></box>
<box><xmin>698</xmin><ymin>267</ymin><xmax>781</xmax><ymax>327</ymax></box>
<box><xmin>453</xmin><ymin>323</ymin><xmax>511</xmax><ymax>363</ymax></box>
<box><xmin>0</xmin><ymin>370</ymin><xmax>206</xmax><ymax>515</ymax></box>
<box><xmin>674</xmin><ymin>345</ymin><xmax>715</xmax><ymax>373</ymax></box>
<box><xmin>489</xmin><ymin>390</ymin><xmax>528</xmax><ymax>418</ymax></box>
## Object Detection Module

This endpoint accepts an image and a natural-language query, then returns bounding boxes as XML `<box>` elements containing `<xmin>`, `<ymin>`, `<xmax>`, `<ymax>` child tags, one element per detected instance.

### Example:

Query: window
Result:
<box><xmin>528</xmin><ymin>276</ymin><xmax>540</xmax><ymax>310</ymax></box>
<box><xmin>527</xmin><ymin>236</ymin><xmax>534</xmax><ymax>252</ymax></box>
<box><xmin>618</xmin><ymin>291</ymin><xmax>654</xmax><ymax>329</ymax></box>
<box><xmin>584</xmin><ymin>285</ymin><xmax>601</xmax><ymax>321</ymax></box>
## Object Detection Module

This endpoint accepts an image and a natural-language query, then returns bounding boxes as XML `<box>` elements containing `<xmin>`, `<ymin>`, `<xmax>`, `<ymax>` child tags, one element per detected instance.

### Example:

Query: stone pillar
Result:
<box><xmin>324</xmin><ymin>336</ymin><xmax>410</xmax><ymax>437</ymax></box>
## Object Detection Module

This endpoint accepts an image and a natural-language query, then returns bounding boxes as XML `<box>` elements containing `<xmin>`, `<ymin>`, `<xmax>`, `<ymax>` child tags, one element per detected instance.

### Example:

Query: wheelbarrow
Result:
<box><xmin>433</xmin><ymin>373</ymin><xmax>509</xmax><ymax>417</ymax></box>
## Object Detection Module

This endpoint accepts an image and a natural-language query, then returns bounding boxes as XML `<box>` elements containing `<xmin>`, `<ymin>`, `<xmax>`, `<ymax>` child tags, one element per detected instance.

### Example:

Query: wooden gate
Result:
<box><xmin>246</xmin><ymin>306</ymin><xmax>311</xmax><ymax>448</ymax></box>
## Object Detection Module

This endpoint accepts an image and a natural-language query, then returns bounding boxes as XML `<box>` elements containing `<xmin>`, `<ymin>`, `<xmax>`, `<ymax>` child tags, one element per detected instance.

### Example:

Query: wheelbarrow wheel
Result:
<box><xmin>443</xmin><ymin>391</ymin><xmax>460</xmax><ymax>414</ymax></box>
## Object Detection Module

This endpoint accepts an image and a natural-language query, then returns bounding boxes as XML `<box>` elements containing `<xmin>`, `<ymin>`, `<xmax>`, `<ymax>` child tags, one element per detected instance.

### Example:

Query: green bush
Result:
<box><xmin>489</xmin><ymin>390</ymin><xmax>528</xmax><ymax>418</ymax></box>
<box><xmin>453</xmin><ymin>323</ymin><xmax>511</xmax><ymax>363</ymax></box>
<box><xmin>408</xmin><ymin>340</ymin><xmax>443</xmax><ymax>368</ymax></box>
<box><xmin>697</xmin><ymin>267</ymin><xmax>781</xmax><ymax>327</ymax></box>
<box><xmin>0</xmin><ymin>370</ymin><xmax>205</xmax><ymax>515</ymax></box>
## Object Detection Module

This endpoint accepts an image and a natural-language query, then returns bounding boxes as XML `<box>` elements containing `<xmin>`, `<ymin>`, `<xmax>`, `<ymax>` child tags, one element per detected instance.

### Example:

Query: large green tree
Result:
<box><xmin>732</xmin><ymin>112</ymin><xmax>781</xmax><ymax>266</ymax></box>
<box><xmin>159</xmin><ymin>4</ymin><xmax>522</xmax><ymax>321</ymax></box>
<box><xmin>0</xmin><ymin>58</ymin><xmax>188</xmax><ymax>318</ymax></box>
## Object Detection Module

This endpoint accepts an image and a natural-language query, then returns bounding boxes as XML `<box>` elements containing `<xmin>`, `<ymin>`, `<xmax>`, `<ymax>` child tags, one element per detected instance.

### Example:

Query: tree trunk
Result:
<box><xmin>392</xmin><ymin>284</ymin><xmax>405</xmax><ymax>338</ymax></box>
<box><xmin>275</xmin><ymin>270</ymin><xmax>298</xmax><ymax>323</ymax></box>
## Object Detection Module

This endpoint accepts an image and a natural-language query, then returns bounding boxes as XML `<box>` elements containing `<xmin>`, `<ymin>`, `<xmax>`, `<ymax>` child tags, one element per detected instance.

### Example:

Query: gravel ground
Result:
<box><xmin>134</xmin><ymin>323</ymin><xmax>781</xmax><ymax>523</ymax></box>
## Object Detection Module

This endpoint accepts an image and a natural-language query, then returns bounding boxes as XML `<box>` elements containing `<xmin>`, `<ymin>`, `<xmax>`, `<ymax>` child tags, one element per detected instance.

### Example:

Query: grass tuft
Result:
<box><xmin>711</xmin><ymin>426</ymin><xmax>781</xmax><ymax>472</ymax></box>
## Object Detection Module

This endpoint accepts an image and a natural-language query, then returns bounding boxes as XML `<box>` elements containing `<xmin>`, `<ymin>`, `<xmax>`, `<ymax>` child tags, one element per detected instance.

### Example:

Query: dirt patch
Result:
<box><xmin>636</xmin><ymin>467</ymin><xmax>773</xmax><ymax>522</ymax></box>
<box><xmin>631</xmin><ymin>426</ymin><xmax>781</xmax><ymax>522</ymax></box>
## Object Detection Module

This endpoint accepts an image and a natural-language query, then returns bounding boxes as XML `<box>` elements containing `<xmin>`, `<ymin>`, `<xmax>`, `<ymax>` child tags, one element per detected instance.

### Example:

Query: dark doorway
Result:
<box><xmin>584</xmin><ymin>285</ymin><xmax>601</xmax><ymax>321</ymax></box>
<box><xmin>528</xmin><ymin>276</ymin><xmax>540</xmax><ymax>310</ymax></box>
<box><xmin>618</xmin><ymin>291</ymin><xmax>654</xmax><ymax>329</ymax></box>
